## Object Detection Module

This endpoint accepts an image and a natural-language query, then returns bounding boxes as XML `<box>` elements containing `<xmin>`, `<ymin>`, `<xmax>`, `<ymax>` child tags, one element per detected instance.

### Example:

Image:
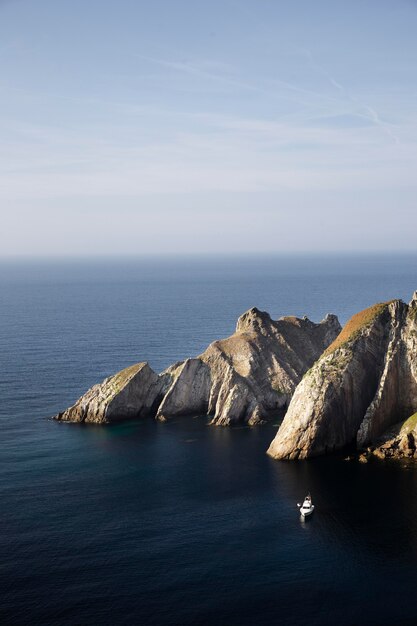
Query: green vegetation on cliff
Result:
<box><xmin>400</xmin><ymin>412</ymin><xmax>417</xmax><ymax>434</ymax></box>
<box><xmin>109</xmin><ymin>363</ymin><xmax>145</xmax><ymax>394</ymax></box>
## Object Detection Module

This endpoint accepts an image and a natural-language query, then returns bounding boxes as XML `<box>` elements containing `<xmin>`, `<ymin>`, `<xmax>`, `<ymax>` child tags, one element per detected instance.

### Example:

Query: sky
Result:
<box><xmin>1</xmin><ymin>0</ymin><xmax>417</xmax><ymax>256</ymax></box>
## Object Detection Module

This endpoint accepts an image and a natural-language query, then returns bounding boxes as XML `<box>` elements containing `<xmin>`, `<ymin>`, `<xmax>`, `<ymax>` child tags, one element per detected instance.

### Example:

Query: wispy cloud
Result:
<box><xmin>1</xmin><ymin>107</ymin><xmax>416</xmax><ymax>205</ymax></box>
<box><xmin>1</xmin><ymin>0</ymin><xmax>417</xmax><ymax>255</ymax></box>
<box><xmin>135</xmin><ymin>54</ymin><xmax>268</xmax><ymax>96</ymax></box>
<box><xmin>136</xmin><ymin>49</ymin><xmax>403</xmax><ymax>149</ymax></box>
<box><xmin>136</xmin><ymin>53</ymin><xmax>346</xmax><ymax>113</ymax></box>
<box><xmin>298</xmin><ymin>47</ymin><xmax>400</xmax><ymax>144</ymax></box>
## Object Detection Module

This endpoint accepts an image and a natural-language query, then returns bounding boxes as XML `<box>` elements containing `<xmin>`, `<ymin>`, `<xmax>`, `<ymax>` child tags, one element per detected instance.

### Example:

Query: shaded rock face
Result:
<box><xmin>268</xmin><ymin>292</ymin><xmax>417</xmax><ymax>460</ymax></box>
<box><xmin>54</xmin><ymin>307</ymin><xmax>341</xmax><ymax>425</ymax></box>
<box><xmin>369</xmin><ymin>414</ymin><xmax>417</xmax><ymax>460</ymax></box>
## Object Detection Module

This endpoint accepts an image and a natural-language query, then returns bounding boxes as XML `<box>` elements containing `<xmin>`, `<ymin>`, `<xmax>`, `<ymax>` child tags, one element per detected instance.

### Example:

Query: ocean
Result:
<box><xmin>1</xmin><ymin>254</ymin><xmax>417</xmax><ymax>625</ymax></box>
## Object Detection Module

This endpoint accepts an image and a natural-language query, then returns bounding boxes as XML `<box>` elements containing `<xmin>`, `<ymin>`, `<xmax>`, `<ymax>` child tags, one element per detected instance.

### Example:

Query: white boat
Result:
<box><xmin>297</xmin><ymin>493</ymin><xmax>314</xmax><ymax>517</ymax></box>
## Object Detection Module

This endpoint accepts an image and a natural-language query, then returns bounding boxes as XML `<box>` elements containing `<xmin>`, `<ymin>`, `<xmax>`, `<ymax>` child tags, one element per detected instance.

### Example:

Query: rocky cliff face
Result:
<box><xmin>370</xmin><ymin>413</ymin><xmax>417</xmax><ymax>460</ymax></box>
<box><xmin>54</xmin><ymin>307</ymin><xmax>341</xmax><ymax>425</ymax></box>
<box><xmin>55</xmin><ymin>362</ymin><xmax>165</xmax><ymax>424</ymax></box>
<box><xmin>268</xmin><ymin>292</ymin><xmax>417</xmax><ymax>460</ymax></box>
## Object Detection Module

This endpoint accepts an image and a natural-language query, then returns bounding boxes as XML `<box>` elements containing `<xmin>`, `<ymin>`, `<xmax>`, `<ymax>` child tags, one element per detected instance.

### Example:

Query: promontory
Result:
<box><xmin>54</xmin><ymin>308</ymin><xmax>341</xmax><ymax>426</ymax></box>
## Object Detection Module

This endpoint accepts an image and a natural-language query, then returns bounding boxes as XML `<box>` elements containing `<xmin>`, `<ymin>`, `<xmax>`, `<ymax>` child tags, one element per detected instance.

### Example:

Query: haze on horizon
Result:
<box><xmin>1</xmin><ymin>0</ymin><xmax>417</xmax><ymax>257</ymax></box>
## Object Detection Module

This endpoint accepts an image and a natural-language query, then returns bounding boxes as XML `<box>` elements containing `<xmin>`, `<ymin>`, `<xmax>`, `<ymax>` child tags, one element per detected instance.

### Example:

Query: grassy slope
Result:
<box><xmin>324</xmin><ymin>301</ymin><xmax>394</xmax><ymax>356</ymax></box>
<box><xmin>400</xmin><ymin>412</ymin><xmax>417</xmax><ymax>434</ymax></box>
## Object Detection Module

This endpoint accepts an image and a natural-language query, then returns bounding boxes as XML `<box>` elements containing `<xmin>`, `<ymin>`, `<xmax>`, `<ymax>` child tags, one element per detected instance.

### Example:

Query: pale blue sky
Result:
<box><xmin>1</xmin><ymin>0</ymin><xmax>417</xmax><ymax>256</ymax></box>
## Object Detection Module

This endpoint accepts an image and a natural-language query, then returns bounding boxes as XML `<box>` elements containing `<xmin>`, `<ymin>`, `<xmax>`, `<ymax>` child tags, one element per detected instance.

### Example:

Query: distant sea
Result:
<box><xmin>1</xmin><ymin>254</ymin><xmax>417</xmax><ymax>626</ymax></box>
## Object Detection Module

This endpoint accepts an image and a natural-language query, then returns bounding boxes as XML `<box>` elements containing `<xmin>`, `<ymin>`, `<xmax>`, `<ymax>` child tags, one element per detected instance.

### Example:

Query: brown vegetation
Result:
<box><xmin>324</xmin><ymin>301</ymin><xmax>393</xmax><ymax>355</ymax></box>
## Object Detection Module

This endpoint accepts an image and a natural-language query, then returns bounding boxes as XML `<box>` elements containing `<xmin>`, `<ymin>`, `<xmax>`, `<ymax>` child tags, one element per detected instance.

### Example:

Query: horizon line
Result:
<box><xmin>0</xmin><ymin>250</ymin><xmax>417</xmax><ymax>262</ymax></box>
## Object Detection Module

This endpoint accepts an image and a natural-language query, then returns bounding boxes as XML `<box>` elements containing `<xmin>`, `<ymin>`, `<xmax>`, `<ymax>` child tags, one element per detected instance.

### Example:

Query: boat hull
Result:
<box><xmin>300</xmin><ymin>504</ymin><xmax>314</xmax><ymax>517</ymax></box>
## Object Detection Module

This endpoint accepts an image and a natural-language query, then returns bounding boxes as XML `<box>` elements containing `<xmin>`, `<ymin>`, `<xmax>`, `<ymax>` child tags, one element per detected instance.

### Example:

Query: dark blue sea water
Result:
<box><xmin>2</xmin><ymin>254</ymin><xmax>417</xmax><ymax>626</ymax></box>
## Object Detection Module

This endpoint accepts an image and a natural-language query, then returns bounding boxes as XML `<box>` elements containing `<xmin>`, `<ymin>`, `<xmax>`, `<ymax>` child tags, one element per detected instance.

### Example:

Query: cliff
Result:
<box><xmin>55</xmin><ymin>362</ymin><xmax>166</xmax><ymax>423</ymax></box>
<box><xmin>267</xmin><ymin>291</ymin><xmax>417</xmax><ymax>460</ymax></box>
<box><xmin>54</xmin><ymin>307</ymin><xmax>341</xmax><ymax>425</ymax></box>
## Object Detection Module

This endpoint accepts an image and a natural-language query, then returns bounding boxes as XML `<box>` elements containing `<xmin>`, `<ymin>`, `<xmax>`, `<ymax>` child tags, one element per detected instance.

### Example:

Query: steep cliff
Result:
<box><xmin>54</xmin><ymin>307</ymin><xmax>341</xmax><ymax>426</ymax></box>
<box><xmin>268</xmin><ymin>292</ymin><xmax>417</xmax><ymax>460</ymax></box>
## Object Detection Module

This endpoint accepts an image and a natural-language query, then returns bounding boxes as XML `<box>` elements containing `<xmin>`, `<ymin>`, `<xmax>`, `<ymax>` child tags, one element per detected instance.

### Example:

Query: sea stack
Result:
<box><xmin>54</xmin><ymin>307</ymin><xmax>341</xmax><ymax>426</ymax></box>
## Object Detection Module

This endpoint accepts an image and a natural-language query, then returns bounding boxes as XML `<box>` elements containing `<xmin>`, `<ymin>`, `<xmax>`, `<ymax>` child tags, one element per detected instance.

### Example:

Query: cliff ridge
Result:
<box><xmin>55</xmin><ymin>307</ymin><xmax>341</xmax><ymax>426</ymax></box>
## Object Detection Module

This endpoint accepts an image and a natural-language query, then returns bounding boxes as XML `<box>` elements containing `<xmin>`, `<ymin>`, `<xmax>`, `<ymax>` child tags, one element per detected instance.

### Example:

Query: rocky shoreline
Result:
<box><xmin>55</xmin><ymin>291</ymin><xmax>417</xmax><ymax>463</ymax></box>
<box><xmin>360</xmin><ymin>412</ymin><xmax>417</xmax><ymax>461</ymax></box>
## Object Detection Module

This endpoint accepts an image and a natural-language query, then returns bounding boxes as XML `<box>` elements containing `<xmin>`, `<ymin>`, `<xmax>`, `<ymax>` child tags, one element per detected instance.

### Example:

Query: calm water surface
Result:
<box><xmin>1</xmin><ymin>255</ymin><xmax>417</xmax><ymax>625</ymax></box>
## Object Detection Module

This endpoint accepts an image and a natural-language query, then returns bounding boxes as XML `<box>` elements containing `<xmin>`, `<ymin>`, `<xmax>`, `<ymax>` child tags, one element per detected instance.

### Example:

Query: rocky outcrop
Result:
<box><xmin>54</xmin><ymin>307</ymin><xmax>341</xmax><ymax>425</ymax></box>
<box><xmin>370</xmin><ymin>414</ymin><xmax>417</xmax><ymax>460</ymax></box>
<box><xmin>200</xmin><ymin>309</ymin><xmax>340</xmax><ymax>425</ymax></box>
<box><xmin>268</xmin><ymin>291</ymin><xmax>417</xmax><ymax>460</ymax></box>
<box><xmin>55</xmin><ymin>362</ymin><xmax>165</xmax><ymax>424</ymax></box>
<box><xmin>156</xmin><ymin>359</ymin><xmax>211</xmax><ymax>421</ymax></box>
